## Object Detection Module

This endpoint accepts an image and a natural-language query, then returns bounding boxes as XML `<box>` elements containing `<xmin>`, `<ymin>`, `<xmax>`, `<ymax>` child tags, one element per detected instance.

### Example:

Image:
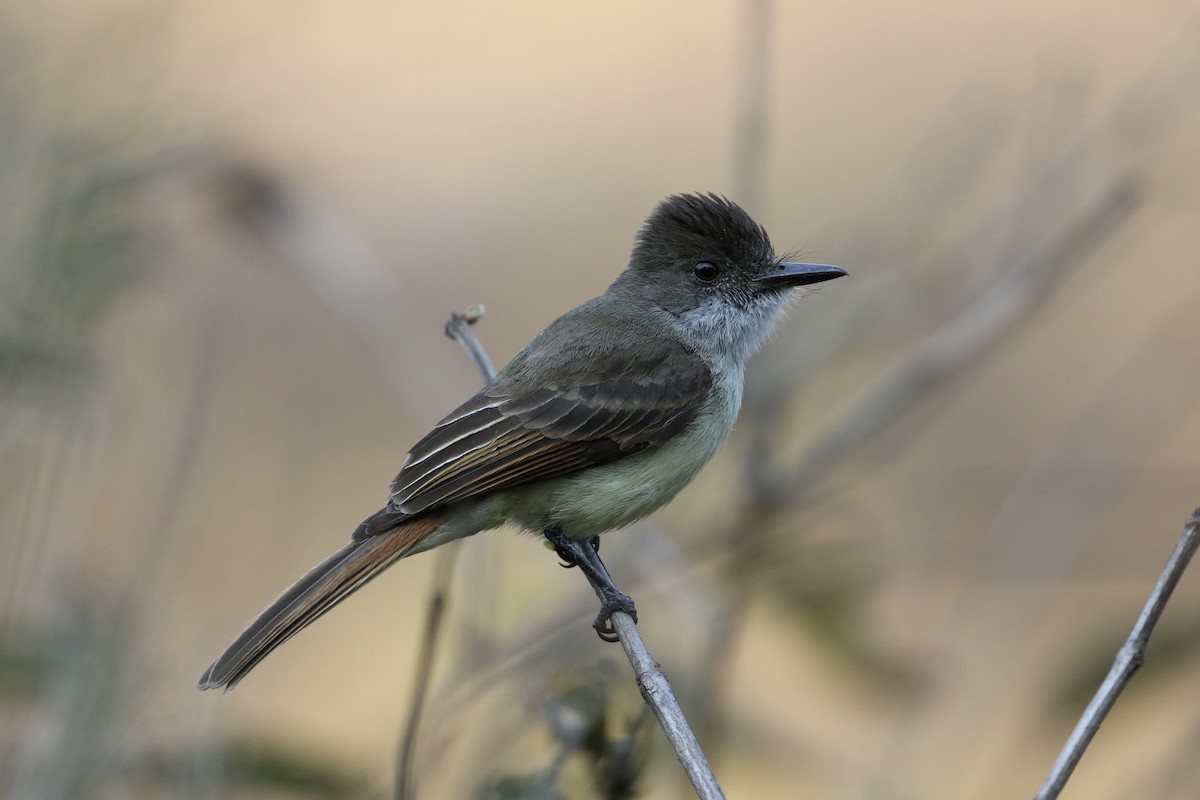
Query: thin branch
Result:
<box><xmin>611</xmin><ymin>612</ymin><xmax>726</xmax><ymax>800</ymax></box>
<box><xmin>1034</xmin><ymin>507</ymin><xmax>1200</xmax><ymax>800</ymax></box>
<box><xmin>395</xmin><ymin>544</ymin><xmax>462</xmax><ymax>800</ymax></box>
<box><xmin>395</xmin><ymin>308</ymin><xmax>497</xmax><ymax>800</ymax></box>
<box><xmin>443</xmin><ymin>306</ymin><xmax>496</xmax><ymax>381</ymax></box>
<box><xmin>436</xmin><ymin>306</ymin><xmax>725</xmax><ymax>800</ymax></box>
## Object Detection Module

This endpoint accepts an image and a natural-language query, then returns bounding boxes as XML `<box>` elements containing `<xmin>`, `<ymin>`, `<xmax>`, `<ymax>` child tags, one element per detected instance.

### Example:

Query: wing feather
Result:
<box><xmin>367</xmin><ymin>335</ymin><xmax>713</xmax><ymax>530</ymax></box>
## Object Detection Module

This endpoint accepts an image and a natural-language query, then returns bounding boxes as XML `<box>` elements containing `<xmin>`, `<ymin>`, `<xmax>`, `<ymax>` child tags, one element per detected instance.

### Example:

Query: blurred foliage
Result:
<box><xmin>0</xmin><ymin>140</ymin><xmax>156</xmax><ymax>402</ymax></box>
<box><xmin>748</xmin><ymin>530</ymin><xmax>920</xmax><ymax>691</ymax></box>
<box><xmin>3</xmin><ymin>3</ymin><xmax>1199</xmax><ymax>798</ymax></box>
<box><xmin>3</xmin><ymin>592</ymin><xmax>136</xmax><ymax>799</ymax></box>
<box><xmin>477</xmin><ymin>774</ymin><xmax>567</xmax><ymax>800</ymax></box>
<box><xmin>0</xmin><ymin>45</ymin><xmax>165</xmax><ymax>561</ymax></box>
<box><xmin>0</xmin><ymin>44</ymin><xmax>165</xmax><ymax>798</ymax></box>
<box><xmin>475</xmin><ymin>667</ymin><xmax>648</xmax><ymax>800</ymax></box>
<box><xmin>0</xmin><ymin>15</ymin><xmax>376</xmax><ymax>797</ymax></box>
<box><xmin>197</xmin><ymin>738</ymin><xmax>370</xmax><ymax>799</ymax></box>
<box><xmin>0</xmin><ymin>621</ymin><xmax>52</xmax><ymax>698</ymax></box>
<box><xmin>2</xmin><ymin>596</ymin><xmax>370</xmax><ymax>799</ymax></box>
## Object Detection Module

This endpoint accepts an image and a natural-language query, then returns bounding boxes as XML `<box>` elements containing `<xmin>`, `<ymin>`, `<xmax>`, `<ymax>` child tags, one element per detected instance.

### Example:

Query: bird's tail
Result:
<box><xmin>198</xmin><ymin>512</ymin><xmax>445</xmax><ymax>690</ymax></box>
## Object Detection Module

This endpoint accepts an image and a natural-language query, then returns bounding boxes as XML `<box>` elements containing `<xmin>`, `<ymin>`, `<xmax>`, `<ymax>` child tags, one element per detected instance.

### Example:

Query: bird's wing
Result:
<box><xmin>359</xmin><ymin>346</ymin><xmax>712</xmax><ymax>536</ymax></box>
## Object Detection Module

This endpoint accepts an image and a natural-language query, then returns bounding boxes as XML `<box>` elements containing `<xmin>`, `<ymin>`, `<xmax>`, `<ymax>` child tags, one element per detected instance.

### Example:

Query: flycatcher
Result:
<box><xmin>199</xmin><ymin>193</ymin><xmax>845</xmax><ymax>690</ymax></box>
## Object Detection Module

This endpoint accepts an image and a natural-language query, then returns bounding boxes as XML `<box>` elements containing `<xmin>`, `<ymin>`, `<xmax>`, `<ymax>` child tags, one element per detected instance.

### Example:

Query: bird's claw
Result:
<box><xmin>592</xmin><ymin>592</ymin><xmax>637</xmax><ymax>643</ymax></box>
<box><xmin>543</xmin><ymin>524</ymin><xmax>635</xmax><ymax>643</ymax></box>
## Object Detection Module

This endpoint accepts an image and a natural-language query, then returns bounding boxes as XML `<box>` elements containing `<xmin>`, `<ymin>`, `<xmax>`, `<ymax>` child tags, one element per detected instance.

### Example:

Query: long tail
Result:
<box><xmin>198</xmin><ymin>512</ymin><xmax>445</xmax><ymax>690</ymax></box>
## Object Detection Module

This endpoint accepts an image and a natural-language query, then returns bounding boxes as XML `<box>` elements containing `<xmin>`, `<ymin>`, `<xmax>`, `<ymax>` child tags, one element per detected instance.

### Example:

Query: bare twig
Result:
<box><xmin>395</xmin><ymin>543</ymin><xmax>462</xmax><ymax>800</ymax></box>
<box><xmin>443</xmin><ymin>306</ymin><xmax>496</xmax><ymax>380</ymax></box>
<box><xmin>395</xmin><ymin>308</ymin><xmax>496</xmax><ymax>799</ymax></box>
<box><xmin>611</xmin><ymin>612</ymin><xmax>726</xmax><ymax>800</ymax></box>
<box><xmin>1034</xmin><ymin>507</ymin><xmax>1200</xmax><ymax>799</ymax></box>
<box><xmin>438</xmin><ymin>306</ymin><xmax>726</xmax><ymax>800</ymax></box>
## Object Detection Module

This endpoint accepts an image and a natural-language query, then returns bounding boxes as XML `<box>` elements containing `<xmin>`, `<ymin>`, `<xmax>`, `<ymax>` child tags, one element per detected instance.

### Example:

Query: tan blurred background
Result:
<box><xmin>3</xmin><ymin>1</ymin><xmax>1200</xmax><ymax>798</ymax></box>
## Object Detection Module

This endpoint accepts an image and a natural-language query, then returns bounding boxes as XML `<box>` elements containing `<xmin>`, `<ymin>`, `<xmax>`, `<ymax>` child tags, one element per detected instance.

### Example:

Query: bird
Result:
<box><xmin>199</xmin><ymin>192</ymin><xmax>845</xmax><ymax>690</ymax></box>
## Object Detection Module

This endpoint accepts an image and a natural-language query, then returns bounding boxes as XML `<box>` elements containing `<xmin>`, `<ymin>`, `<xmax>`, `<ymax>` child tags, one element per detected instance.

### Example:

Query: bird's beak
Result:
<box><xmin>755</xmin><ymin>262</ymin><xmax>847</xmax><ymax>289</ymax></box>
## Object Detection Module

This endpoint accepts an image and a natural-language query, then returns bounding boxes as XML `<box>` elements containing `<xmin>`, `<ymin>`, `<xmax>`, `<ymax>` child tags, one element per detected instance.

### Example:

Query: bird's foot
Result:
<box><xmin>592</xmin><ymin>588</ymin><xmax>637</xmax><ymax>643</ymax></box>
<box><xmin>545</xmin><ymin>524</ymin><xmax>581</xmax><ymax>568</ymax></box>
<box><xmin>543</xmin><ymin>524</ymin><xmax>635</xmax><ymax>643</ymax></box>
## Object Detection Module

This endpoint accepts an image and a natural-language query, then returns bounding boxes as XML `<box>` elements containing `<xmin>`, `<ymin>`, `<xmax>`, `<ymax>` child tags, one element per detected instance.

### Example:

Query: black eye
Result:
<box><xmin>693</xmin><ymin>261</ymin><xmax>720</xmax><ymax>282</ymax></box>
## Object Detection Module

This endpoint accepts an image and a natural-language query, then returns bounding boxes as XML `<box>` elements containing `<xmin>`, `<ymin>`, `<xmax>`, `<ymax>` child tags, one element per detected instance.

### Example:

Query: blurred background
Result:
<box><xmin>3</xmin><ymin>1</ymin><xmax>1200</xmax><ymax>798</ymax></box>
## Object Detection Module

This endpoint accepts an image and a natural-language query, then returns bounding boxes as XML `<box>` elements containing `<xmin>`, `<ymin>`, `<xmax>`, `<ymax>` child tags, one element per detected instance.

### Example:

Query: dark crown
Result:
<box><xmin>632</xmin><ymin>193</ymin><xmax>775</xmax><ymax>268</ymax></box>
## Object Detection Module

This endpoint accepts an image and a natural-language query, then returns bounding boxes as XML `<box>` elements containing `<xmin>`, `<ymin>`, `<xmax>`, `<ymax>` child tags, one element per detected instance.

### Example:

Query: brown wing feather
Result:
<box><xmin>382</xmin><ymin>350</ymin><xmax>712</xmax><ymax>520</ymax></box>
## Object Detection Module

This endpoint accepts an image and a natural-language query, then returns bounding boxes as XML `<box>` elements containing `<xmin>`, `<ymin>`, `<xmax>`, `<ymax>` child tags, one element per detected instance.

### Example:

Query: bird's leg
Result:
<box><xmin>544</xmin><ymin>524</ymin><xmax>637</xmax><ymax>642</ymax></box>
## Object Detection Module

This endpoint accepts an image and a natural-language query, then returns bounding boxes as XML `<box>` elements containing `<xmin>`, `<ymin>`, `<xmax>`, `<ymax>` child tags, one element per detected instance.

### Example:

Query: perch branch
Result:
<box><xmin>611</xmin><ymin>611</ymin><xmax>726</xmax><ymax>800</ymax></box>
<box><xmin>444</xmin><ymin>305</ymin><xmax>496</xmax><ymax>380</ymax></box>
<box><xmin>395</xmin><ymin>308</ymin><xmax>495</xmax><ymax>799</ymax></box>
<box><xmin>443</xmin><ymin>306</ymin><xmax>726</xmax><ymax>800</ymax></box>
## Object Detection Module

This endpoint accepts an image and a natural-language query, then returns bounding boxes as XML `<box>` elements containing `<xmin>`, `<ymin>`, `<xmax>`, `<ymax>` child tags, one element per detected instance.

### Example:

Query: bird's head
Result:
<box><xmin>614</xmin><ymin>193</ymin><xmax>845</xmax><ymax>362</ymax></box>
